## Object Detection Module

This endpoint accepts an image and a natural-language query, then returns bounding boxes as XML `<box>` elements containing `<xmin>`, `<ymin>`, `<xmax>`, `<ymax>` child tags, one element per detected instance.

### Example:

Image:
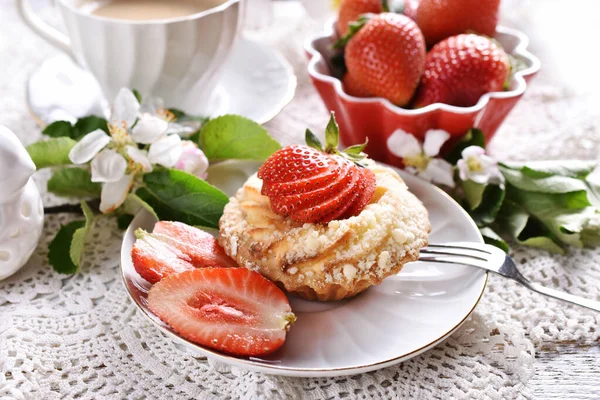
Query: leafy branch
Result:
<box><xmin>446</xmin><ymin>131</ymin><xmax>600</xmax><ymax>254</ymax></box>
<box><xmin>30</xmin><ymin>100</ymin><xmax>281</xmax><ymax>274</ymax></box>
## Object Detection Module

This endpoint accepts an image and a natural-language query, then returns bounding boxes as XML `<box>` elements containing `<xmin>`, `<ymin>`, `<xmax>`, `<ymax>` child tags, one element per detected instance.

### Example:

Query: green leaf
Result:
<box><xmin>73</xmin><ymin>116</ymin><xmax>109</xmax><ymax>139</ymax></box>
<box><xmin>500</xmin><ymin>165</ymin><xmax>590</xmax><ymax>196</ymax></box>
<box><xmin>445</xmin><ymin>129</ymin><xmax>486</xmax><ymax>165</ymax></box>
<box><xmin>324</xmin><ymin>113</ymin><xmax>340</xmax><ymax>153</ymax></box>
<box><xmin>42</xmin><ymin>116</ymin><xmax>108</xmax><ymax>140</ymax></box>
<box><xmin>461</xmin><ymin>180</ymin><xmax>505</xmax><ymax>226</ymax></box>
<box><xmin>142</xmin><ymin>168</ymin><xmax>229</xmax><ymax>229</ymax></box>
<box><xmin>502</xmin><ymin>160</ymin><xmax>596</xmax><ymax>179</ymax></box>
<box><xmin>47</xmin><ymin>168</ymin><xmax>101</xmax><ymax>198</ymax></box>
<box><xmin>27</xmin><ymin>137</ymin><xmax>77</xmax><ymax>169</ymax></box>
<box><xmin>305</xmin><ymin>129</ymin><xmax>324</xmax><ymax>152</ymax></box>
<box><xmin>502</xmin><ymin>189</ymin><xmax>590</xmax><ymax>248</ymax></box>
<box><xmin>470</xmin><ymin>184</ymin><xmax>505</xmax><ymax>226</ymax></box>
<box><xmin>136</xmin><ymin>188</ymin><xmax>212</xmax><ymax>230</ymax></box>
<box><xmin>479</xmin><ymin>227</ymin><xmax>509</xmax><ymax>253</ymax></box>
<box><xmin>132</xmin><ymin>89</ymin><xmax>142</xmax><ymax>103</ymax></box>
<box><xmin>48</xmin><ymin>220</ymin><xmax>86</xmax><ymax>274</ymax></box>
<box><xmin>461</xmin><ymin>180</ymin><xmax>486</xmax><ymax>210</ymax></box>
<box><xmin>70</xmin><ymin>201</ymin><xmax>95</xmax><ymax>267</ymax></box>
<box><xmin>497</xmin><ymin>200</ymin><xmax>565</xmax><ymax>254</ymax></box>
<box><xmin>121</xmin><ymin>193</ymin><xmax>159</xmax><ymax>220</ymax></box>
<box><xmin>473</xmin><ymin>159</ymin><xmax>600</xmax><ymax>253</ymax></box>
<box><xmin>505</xmin><ymin>181</ymin><xmax>590</xmax><ymax>210</ymax></box>
<box><xmin>333</xmin><ymin>16</ymin><xmax>371</xmax><ymax>48</ymax></box>
<box><xmin>518</xmin><ymin>236</ymin><xmax>565</xmax><ymax>254</ymax></box>
<box><xmin>42</xmin><ymin>121</ymin><xmax>73</xmax><ymax>138</ymax></box>
<box><xmin>117</xmin><ymin>214</ymin><xmax>135</xmax><ymax>230</ymax></box>
<box><xmin>344</xmin><ymin>138</ymin><xmax>368</xmax><ymax>156</ymax></box>
<box><xmin>584</xmin><ymin>179</ymin><xmax>600</xmax><ymax>208</ymax></box>
<box><xmin>198</xmin><ymin>115</ymin><xmax>281</xmax><ymax>161</ymax></box>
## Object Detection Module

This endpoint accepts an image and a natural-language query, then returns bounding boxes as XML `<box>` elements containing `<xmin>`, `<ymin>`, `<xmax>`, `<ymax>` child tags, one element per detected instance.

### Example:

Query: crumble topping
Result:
<box><xmin>218</xmin><ymin>164</ymin><xmax>430</xmax><ymax>301</ymax></box>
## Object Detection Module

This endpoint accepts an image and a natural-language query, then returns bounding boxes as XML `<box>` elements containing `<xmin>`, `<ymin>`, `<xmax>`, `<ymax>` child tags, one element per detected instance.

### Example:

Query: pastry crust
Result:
<box><xmin>218</xmin><ymin>164</ymin><xmax>431</xmax><ymax>301</ymax></box>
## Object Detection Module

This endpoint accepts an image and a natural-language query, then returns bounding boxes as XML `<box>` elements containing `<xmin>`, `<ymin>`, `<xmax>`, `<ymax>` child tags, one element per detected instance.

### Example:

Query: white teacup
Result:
<box><xmin>17</xmin><ymin>0</ymin><xmax>243</xmax><ymax>114</ymax></box>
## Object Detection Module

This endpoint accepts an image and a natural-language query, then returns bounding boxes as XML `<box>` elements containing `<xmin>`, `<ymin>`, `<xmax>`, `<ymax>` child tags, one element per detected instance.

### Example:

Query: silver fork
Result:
<box><xmin>419</xmin><ymin>242</ymin><xmax>600</xmax><ymax>313</ymax></box>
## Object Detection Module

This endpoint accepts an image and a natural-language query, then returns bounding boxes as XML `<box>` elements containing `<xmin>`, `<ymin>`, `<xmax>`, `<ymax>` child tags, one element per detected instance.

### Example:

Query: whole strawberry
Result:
<box><xmin>337</xmin><ymin>0</ymin><xmax>383</xmax><ymax>36</ymax></box>
<box><xmin>415</xmin><ymin>0</ymin><xmax>501</xmax><ymax>46</ymax></box>
<box><xmin>258</xmin><ymin>113</ymin><xmax>376</xmax><ymax>224</ymax></box>
<box><xmin>403</xmin><ymin>0</ymin><xmax>419</xmax><ymax>20</ymax></box>
<box><xmin>412</xmin><ymin>34</ymin><xmax>510</xmax><ymax>108</ymax></box>
<box><xmin>342</xmin><ymin>72</ymin><xmax>372</xmax><ymax>98</ymax></box>
<box><xmin>345</xmin><ymin>13</ymin><xmax>426</xmax><ymax>107</ymax></box>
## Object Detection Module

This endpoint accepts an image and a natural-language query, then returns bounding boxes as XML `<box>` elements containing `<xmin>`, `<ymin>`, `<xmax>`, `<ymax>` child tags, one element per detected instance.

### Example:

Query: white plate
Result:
<box><xmin>27</xmin><ymin>38</ymin><xmax>296</xmax><ymax>126</ymax></box>
<box><xmin>120</xmin><ymin>161</ymin><xmax>487</xmax><ymax>378</ymax></box>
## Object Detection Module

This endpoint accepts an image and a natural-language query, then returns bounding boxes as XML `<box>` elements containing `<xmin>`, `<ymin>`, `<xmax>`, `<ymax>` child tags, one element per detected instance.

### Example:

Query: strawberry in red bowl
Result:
<box><xmin>305</xmin><ymin>19</ymin><xmax>540</xmax><ymax>165</ymax></box>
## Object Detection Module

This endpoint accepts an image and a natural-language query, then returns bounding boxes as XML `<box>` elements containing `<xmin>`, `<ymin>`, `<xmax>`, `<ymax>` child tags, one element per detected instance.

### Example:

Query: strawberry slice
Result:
<box><xmin>258</xmin><ymin>145</ymin><xmax>331</xmax><ymax>184</ymax></box>
<box><xmin>132</xmin><ymin>222</ymin><xmax>238</xmax><ymax>284</ymax></box>
<box><xmin>153</xmin><ymin>221</ymin><xmax>237</xmax><ymax>269</ymax></box>
<box><xmin>270</xmin><ymin>158</ymin><xmax>352</xmax><ymax>217</ymax></box>
<box><xmin>342</xmin><ymin>168</ymin><xmax>377</xmax><ymax>219</ymax></box>
<box><xmin>290</xmin><ymin>167</ymin><xmax>360</xmax><ymax>223</ymax></box>
<box><xmin>131</xmin><ymin>229</ymin><xmax>195</xmax><ymax>284</ymax></box>
<box><xmin>148</xmin><ymin>268</ymin><xmax>296</xmax><ymax>357</ymax></box>
<box><xmin>261</xmin><ymin>158</ymin><xmax>341</xmax><ymax>197</ymax></box>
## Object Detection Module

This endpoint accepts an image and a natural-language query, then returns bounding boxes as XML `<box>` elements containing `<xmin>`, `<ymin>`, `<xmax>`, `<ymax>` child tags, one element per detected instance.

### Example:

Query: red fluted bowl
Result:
<box><xmin>305</xmin><ymin>21</ymin><xmax>541</xmax><ymax>164</ymax></box>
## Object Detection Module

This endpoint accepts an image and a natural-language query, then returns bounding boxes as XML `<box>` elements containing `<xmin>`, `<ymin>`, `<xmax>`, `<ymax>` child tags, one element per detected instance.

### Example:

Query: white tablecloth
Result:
<box><xmin>1</xmin><ymin>2</ymin><xmax>599</xmax><ymax>399</ymax></box>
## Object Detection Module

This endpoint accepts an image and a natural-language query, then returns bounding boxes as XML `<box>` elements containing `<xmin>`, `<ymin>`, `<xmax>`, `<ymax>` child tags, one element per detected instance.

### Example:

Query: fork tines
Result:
<box><xmin>419</xmin><ymin>243</ymin><xmax>492</xmax><ymax>265</ymax></box>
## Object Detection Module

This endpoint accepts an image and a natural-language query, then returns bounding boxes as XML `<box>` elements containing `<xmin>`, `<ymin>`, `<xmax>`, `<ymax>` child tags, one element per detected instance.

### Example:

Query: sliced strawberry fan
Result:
<box><xmin>258</xmin><ymin>113</ymin><xmax>376</xmax><ymax>225</ymax></box>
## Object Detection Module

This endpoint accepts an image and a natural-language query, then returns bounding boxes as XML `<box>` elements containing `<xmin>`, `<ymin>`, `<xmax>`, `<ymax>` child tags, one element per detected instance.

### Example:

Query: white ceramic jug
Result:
<box><xmin>0</xmin><ymin>126</ymin><xmax>44</xmax><ymax>280</ymax></box>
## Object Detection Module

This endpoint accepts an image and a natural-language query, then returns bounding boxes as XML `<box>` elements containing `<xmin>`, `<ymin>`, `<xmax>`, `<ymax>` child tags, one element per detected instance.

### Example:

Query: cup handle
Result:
<box><xmin>16</xmin><ymin>0</ymin><xmax>75</xmax><ymax>59</ymax></box>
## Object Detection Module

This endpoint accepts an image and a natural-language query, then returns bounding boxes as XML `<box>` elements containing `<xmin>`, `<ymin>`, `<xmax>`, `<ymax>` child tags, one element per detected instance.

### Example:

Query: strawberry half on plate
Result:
<box><xmin>132</xmin><ymin>221</ymin><xmax>237</xmax><ymax>284</ymax></box>
<box><xmin>148</xmin><ymin>268</ymin><xmax>296</xmax><ymax>357</ymax></box>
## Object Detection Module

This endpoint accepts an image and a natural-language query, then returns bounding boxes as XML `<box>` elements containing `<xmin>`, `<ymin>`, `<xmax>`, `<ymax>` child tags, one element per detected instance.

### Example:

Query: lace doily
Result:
<box><xmin>1</xmin><ymin>3</ymin><xmax>599</xmax><ymax>399</ymax></box>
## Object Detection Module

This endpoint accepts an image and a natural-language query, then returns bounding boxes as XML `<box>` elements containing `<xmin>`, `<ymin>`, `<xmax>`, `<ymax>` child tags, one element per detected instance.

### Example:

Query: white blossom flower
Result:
<box><xmin>126</xmin><ymin>146</ymin><xmax>152</xmax><ymax>173</ymax></box>
<box><xmin>175</xmin><ymin>141</ymin><xmax>209</xmax><ymax>179</ymax></box>
<box><xmin>100</xmin><ymin>174</ymin><xmax>134</xmax><ymax>214</ymax></box>
<box><xmin>457</xmin><ymin>146</ymin><xmax>504</xmax><ymax>185</ymax></box>
<box><xmin>90</xmin><ymin>149</ymin><xmax>127</xmax><ymax>183</ymax></box>
<box><xmin>131</xmin><ymin>113</ymin><xmax>169</xmax><ymax>144</ymax></box>
<box><xmin>68</xmin><ymin>88</ymin><xmax>184</xmax><ymax>213</ymax></box>
<box><xmin>387</xmin><ymin>128</ymin><xmax>455</xmax><ymax>187</ymax></box>
<box><xmin>141</xmin><ymin>95</ymin><xmax>201</xmax><ymax>137</ymax></box>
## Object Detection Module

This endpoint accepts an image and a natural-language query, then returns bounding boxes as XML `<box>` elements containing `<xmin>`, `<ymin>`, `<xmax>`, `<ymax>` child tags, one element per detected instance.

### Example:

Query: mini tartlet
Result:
<box><xmin>219</xmin><ymin>163</ymin><xmax>430</xmax><ymax>301</ymax></box>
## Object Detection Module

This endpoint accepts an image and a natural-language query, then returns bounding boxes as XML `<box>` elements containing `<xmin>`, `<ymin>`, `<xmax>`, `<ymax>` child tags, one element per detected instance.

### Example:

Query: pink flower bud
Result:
<box><xmin>175</xmin><ymin>141</ymin><xmax>209</xmax><ymax>179</ymax></box>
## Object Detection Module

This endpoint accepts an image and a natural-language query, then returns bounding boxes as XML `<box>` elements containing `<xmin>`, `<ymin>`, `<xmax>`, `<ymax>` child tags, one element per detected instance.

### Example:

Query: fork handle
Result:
<box><xmin>519</xmin><ymin>279</ymin><xmax>600</xmax><ymax>312</ymax></box>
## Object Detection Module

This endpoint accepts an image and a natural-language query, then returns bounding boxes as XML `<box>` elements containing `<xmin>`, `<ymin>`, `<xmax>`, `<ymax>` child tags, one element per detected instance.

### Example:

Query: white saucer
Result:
<box><xmin>120</xmin><ymin>161</ymin><xmax>487</xmax><ymax>378</ymax></box>
<box><xmin>27</xmin><ymin>38</ymin><xmax>297</xmax><ymax>126</ymax></box>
